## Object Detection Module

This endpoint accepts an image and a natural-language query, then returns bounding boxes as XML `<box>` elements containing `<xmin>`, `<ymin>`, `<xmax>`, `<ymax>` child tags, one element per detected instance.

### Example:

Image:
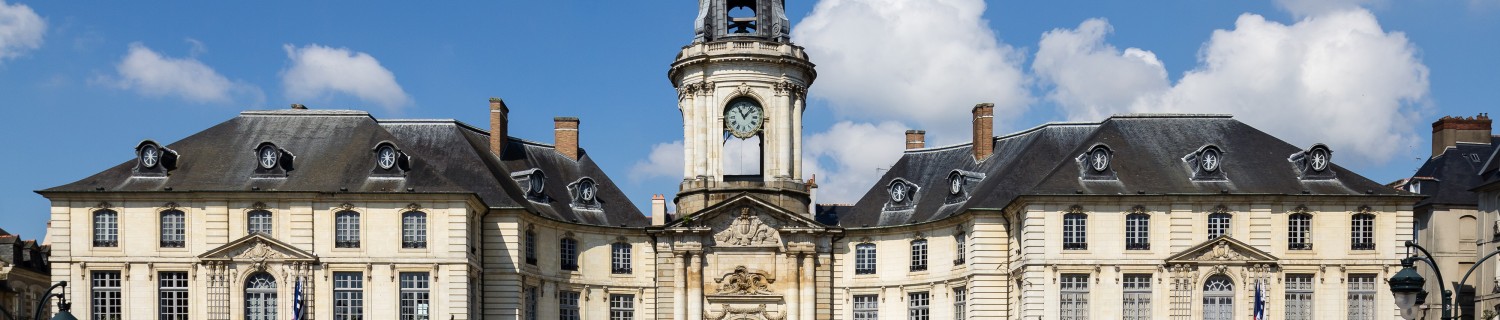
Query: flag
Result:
<box><xmin>1253</xmin><ymin>280</ymin><xmax>1267</xmax><ymax>320</ymax></box>
<box><xmin>293</xmin><ymin>277</ymin><xmax>305</xmax><ymax>320</ymax></box>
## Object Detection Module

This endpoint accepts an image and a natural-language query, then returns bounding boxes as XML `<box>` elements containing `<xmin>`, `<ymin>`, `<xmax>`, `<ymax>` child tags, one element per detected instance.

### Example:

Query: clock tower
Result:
<box><xmin>670</xmin><ymin>0</ymin><xmax>816</xmax><ymax>215</ymax></box>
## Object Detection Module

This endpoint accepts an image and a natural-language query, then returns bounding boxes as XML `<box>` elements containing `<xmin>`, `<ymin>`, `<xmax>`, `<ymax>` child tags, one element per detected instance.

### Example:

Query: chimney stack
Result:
<box><xmin>905</xmin><ymin>130</ymin><xmax>926</xmax><ymax>150</ymax></box>
<box><xmin>651</xmin><ymin>194</ymin><xmax>667</xmax><ymax>226</ymax></box>
<box><xmin>489</xmin><ymin>98</ymin><xmax>509</xmax><ymax>158</ymax></box>
<box><xmin>555</xmin><ymin>117</ymin><xmax>581</xmax><ymax>160</ymax></box>
<box><xmin>972</xmin><ymin>103</ymin><xmax>995</xmax><ymax>160</ymax></box>
<box><xmin>1431</xmin><ymin>113</ymin><xmax>1491</xmax><ymax>157</ymax></box>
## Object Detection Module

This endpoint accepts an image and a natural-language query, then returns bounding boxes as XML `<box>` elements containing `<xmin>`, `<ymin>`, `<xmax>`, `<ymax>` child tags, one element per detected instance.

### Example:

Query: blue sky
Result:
<box><xmin>1</xmin><ymin>0</ymin><xmax>1495</xmax><ymax>239</ymax></box>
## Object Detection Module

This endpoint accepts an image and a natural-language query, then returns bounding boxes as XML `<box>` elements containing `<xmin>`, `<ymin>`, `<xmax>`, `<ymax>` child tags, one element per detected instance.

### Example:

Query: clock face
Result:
<box><xmin>724</xmin><ymin>100</ymin><xmax>764</xmax><ymax>139</ymax></box>
<box><xmin>377</xmin><ymin>146</ymin><xmax>397</xmax><ymax>170</ymax></box>
<box><xmin>1089</xmin><ymin>149</ymin><xmax>1110</xmax><ymax>172</ymax></box>
<box><xmin>141</xmin><ymin>145</ymin><xmax>160</xmax><ymax>168</ymax></box>
<box><xmin>258</xmin><ymin>146</ymin><xmax>278</xmax><ymax>169</ymax></box>
<box><xmin>1201</xmin><ymin>149</ymin><xmax>1220</xmax><ymax>172</ymax></box>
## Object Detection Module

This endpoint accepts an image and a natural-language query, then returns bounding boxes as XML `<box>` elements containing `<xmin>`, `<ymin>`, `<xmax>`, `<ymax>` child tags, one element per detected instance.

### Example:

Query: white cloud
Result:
<box><xmin>1033</xmin><ymin>18</ymin><xmax>1170</xmax><ymax>122</ymax></box>
<box><xmin>107</xmin><ymin>42</ymin><xmax>259</xmax><ymax>104</ymax></box>
<box><xmin>793</xmin><ymin>0</ymin><xmax>1030</xmax><ymax>145</ymax></box>
<box><xmin>1274</xmin><ymin>0</ymin><xmax>1381</xmax><ymax>17</ymax></box>
<box><xmin>281</xmin><ymin>44</ymin><xmax>411</xmax><ymax>111</ymax></box>
<box><xmin>805</xmin><ymin>121</ymin><xmax>908</xmax><ymax>204</ymax></box>
<box><xmin>629</xmin><ymin>140</ymin><xmax>684</xmax><ymax>181</ymax></box>
<box><xmin>0</xmin><ymin>0</ymin><xmax>46</xmax><ymax>63</ymax></box>
<box><xmin>1034</xmin><ymin>9</ymin><xmax>1429</xmax><ymax>166</ymax></box>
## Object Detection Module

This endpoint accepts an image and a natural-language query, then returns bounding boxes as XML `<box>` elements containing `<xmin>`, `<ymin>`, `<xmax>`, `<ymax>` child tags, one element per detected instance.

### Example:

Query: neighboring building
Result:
<box><xmin>40</xmin><ymin>1</ymin><xmax>1420</xmax><ymax>319</ymax></box>
<box><xmin>0</xmin><ymin>228</ymin><xmax>51</xmax><ymax>320</ymax></box>
<box><xmin>1394</xmin><ymin>114</ymin><xmax>1495</xmax><ymax>320</ymax></box>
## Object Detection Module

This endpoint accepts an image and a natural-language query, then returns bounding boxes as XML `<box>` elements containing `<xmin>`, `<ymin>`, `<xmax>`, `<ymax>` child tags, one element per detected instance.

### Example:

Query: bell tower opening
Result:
<box><xmin>726</xmin><ymin>0</ymin><xmax>758</xmax><ymax>34</ymax></box>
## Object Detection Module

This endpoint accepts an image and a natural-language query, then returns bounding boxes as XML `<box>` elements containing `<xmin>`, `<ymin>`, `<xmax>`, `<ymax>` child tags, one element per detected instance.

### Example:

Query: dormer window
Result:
<box><xmin>511</xmin><ymin>169</ymin><xmax>549</xmax><ymax>203</ymax></box>
<box><xmin>370</xmin><ymin>142</ymin><xmax>411</xmax><ymax>176</ymax></box>
<box><xmin>252</xmin><ymin>142</ymin><xmax>293</xmax><ymax>177</ymax></box>
<box><xmin>944</xmin><ymin>170</ymin><xmax>985</xmax><ymax>205</ymax></box>
<box><xmin>1291</xmin><ymin>144</ymin><xmax>1335</xmax><ymax>180</ymax></box>
<box><xmin>133</xmin><ymin>140</ymin><xmax>178</xmax><ymax>177</ymax></box>
<box><xmin>1078</xmin><ymin>144</ymin><xmax>1117</xmax><ymax>180</ymax></box>
<box><xmin>258</xmin><ymin>144</ymin><xmax>279</xmax><ymax>169</ymax></box>
<box><xmin>1185</xmin><ymin>145</ymin><xmax>1227</xmax><ymax>181</ymax></box>
<box><xmin>568</xmin><ymin>177</ymin><xmax>601</xmax><ymax>210</ymax></box>
<box><xmin>884</xmin><ymin>178</ymin><xmax>919</xmax><ymax>211</ymax></box>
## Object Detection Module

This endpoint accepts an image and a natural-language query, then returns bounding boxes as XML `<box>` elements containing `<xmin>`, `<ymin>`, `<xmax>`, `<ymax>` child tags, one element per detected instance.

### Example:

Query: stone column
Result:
<box><xmin>800</xmin><ymin>253</ymin><xmax>814</xmax><ymax>319</ymax></box>
<box><xmin>688</xmin><ymin>251</ymin><xmax>704</xmax><ymax>320</ymax></box>
<box><xmin>675</xmin><ymin>252</ymin><xmax>688</xmax><ymax>320</ymax></box>
<box><xmin>787</xmin><ymin>252</ymin><xmax>800</xmax><ymax>320</ymax></box>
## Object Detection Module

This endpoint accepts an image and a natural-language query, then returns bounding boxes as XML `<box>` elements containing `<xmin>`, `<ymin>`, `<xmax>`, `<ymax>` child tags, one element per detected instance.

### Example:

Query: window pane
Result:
<box><xmin>908</xmin><ymin>291</ymin><xmax>929</xmax><ymax>320</ymax></box>
<box><xmin>248</xmin><ymin>210</ymin><xmax>272</xmax><ymax>236</ymax></box>
<box><xmin>561</xmin><ymin>238</ymin><xmax>579</xmax><ymax>271</ymax></box>
<box><xmin>1122</xmin><ymin>274</ymin><xmax>1151</xmax><ymax>320</ymax></box>
<box><xmin>559</xmin><ymin>291</ymin><xmax>581</xmax><ymax>320</ymax></box>
<box><xmin>1351</xmin><ymin>214</ymin><xmax>1374</xmax><ymax>250</ymax></box>
<box><xmin>1348</xmin><ymin>274</ymin><xmax>1376</xmax><ymax>320</ymax></box>
<box><xmin>399</xmin><ymin>272</ymin><xmax>430</xmax><ymax>320</ymax></box>
<box><xmin>1208</xmin><ymin>212</ymin><xmax>1231</xmax><ymax>239</ymax></box>
<box><xmin>910</xmin><ymin>240</ymin><xmax>928</xmax><ymax>271</ymax></box>
<box><xmin>953</xmin><ymin>288</ymin><xmax>966</xmax><ymax>319</ymax></box>
<box><xmin>94</xmin><ymin>210</ymin><xmax>119</xmax><ymax>247</ymax></box>
<box><xmin>336</xmin><ymin>211</ymin><xmax>360</xmax><ymax>248</ymax></box>
<box><xmin>402</xmin><ymin>212</ymin><xmax>428</xmax><ymax>248</ymax></box>
<box><xmin>855</xmin><ymin>243</ymin><xmax>876</xmax><ymax>274</ymax></box>
<box><xmin>524</xmin><ymin>286</ymin><xmax>538</xmax><ymax>320</ymax></box>
<box><xmin>159</xmin><ymin>272</ymin><xmax>188</xmax><ymax>320</ymax></box>
<box><xmin>92</xmin><ymin>271</ymin><xmax>122</xmax><ymax>320</ymax></box>
<box><xmin>333</xmin><ymin>272</ymin><xmax>364</xmax><ymax>320</ymax></box>
<box><xmin>1288</xmin><ymin>213</ymin><xmax>1312</xmax><ymax>250</ymax></box>
<box><xmin>1126</xmin><ymin>214</ymin><xmax>1149</xmax><ymax>250</ymax></box>
<box><xmin>955</xmin><ymin>233</ymin><xmax>966</xmax><ymax>264</ymax></box>
<box><xmin>853</xmin><ymin>295</ymin><xmax>879</xmax><ymax>320</ymax></box>
<box><xmin>1060</xmin><ymin>274</ymin><xmax>1090</xmax><ymax>320</ymax></box>
<box><xmin>609</xmin><ymin>294</ymin><xmax>634</xmax><ymax>320</ymax></box>
<box><xmin>525</xmin><ymin>230</ymin><xmax>538</xmax><ymax>265</ymax></box>
<box><xmin>1064</xmin><ymin>213</ymin><xmax>1087</xmax><ymax>250</ymax></box>
<box><xmin>1285</xmin><ymin>274</ymin><xmax>1314</xmax><ymax>320</ymax></box>
<box><xmin>160</xmin><ymin>210</ymin><xmax>185</xmax><ymax>248</ymax></box>
<box><xmin>612</xmin><ymin>243</ymin><xmax>632</xmax><ymax>274</ymax></box>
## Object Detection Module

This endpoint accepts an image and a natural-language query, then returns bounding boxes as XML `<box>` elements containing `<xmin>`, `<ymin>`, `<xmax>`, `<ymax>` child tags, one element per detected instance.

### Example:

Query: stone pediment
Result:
<box><xmin>198</xmin><ymin>233</ymin><xmax>317</xmax><ymax>263</ymax></box>
<box><xmin>1165</xmin><ymin>236</ymin><xmax>1277</xmax><ymax>265</ymax></box>
<box><xmin>661</xmin><ymin>193</ymin><xmax>829</xmax><ymax>232</ymax></box>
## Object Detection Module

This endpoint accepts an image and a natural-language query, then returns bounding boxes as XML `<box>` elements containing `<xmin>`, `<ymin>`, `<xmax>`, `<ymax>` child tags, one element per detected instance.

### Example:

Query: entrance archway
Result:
<box><xmin>1202</xmin><ymin>275</ymin><xmax>1234</xmax><ymax>320</ymax></box>
<box><xmin>245</xmin><ymin>273</ymin><xmax>278</xmax><ymax>320</ymax></box>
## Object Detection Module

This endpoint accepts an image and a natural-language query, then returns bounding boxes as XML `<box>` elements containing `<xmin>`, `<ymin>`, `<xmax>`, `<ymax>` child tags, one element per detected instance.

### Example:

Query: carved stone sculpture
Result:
<box><xmin>714</xmin><ymin>208</ymin><xmax>780</xmax><ymax>246</ymax></box>
<box><xmin>715</xmin><ymin>266</ymin><xmax>775</xmax><ymax>295</ymax></box>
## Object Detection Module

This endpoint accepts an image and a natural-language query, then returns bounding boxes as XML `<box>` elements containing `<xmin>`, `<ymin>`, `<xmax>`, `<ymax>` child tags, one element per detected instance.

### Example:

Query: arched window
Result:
<box><xmin>723</xmin><ymin>97</ymin><xmax>764</xmax><ymax>177</ymax></box>
<box><xmin>1202</xmin><ymin>275</ymin><xmax>1234</xmax><ymax>320</ymax></box>
<box><xmin>245</xmin><ymin>273</ymin><xmax>278</xmax><ymax>320</ymax></box>
<box><xmin>1208</xmin><ymin>212</ymin><xmax>1231</xmax><ymax>239</ymax></box>
<box><xmin>247</xmin><ymin>210</ymin><xmax>273</xmax><ymax>236</ymax></box>
<box><xmin>93</xmin><ymin>209</ymin><xmax>118</xmax><ymax>247</ymax></box>
<box><xmin>335</xmin><ymin>210</ymin><xmax>360</xmax><ymax>248</ymax></box>
<box><xmin>1063</xmin><ymin>213</ymin><xmax>1087</xmax><ymax>250</ymax></box>
<box><xmin>1288</xmin><ymin>213</ymin><xmax>1312</xmax><ymax>250</ymax></box>
<box><xmin>402</xmin><ymin>211</ymin><xmax>427</xmax><ymax>248</ymax></box>
<box><xmin>1125</xmin><ymin>213</ymin><xmax>1150</xmax><ymax>250</ymax></box>
<box><xmin>160</xmin><ymin>210</ymin><xmax>185</xmax><ymax>248</ymax></box>
<box><xmin>1351</xmin><ymin>213</ymin><xmax>1375</xmax><ymax>250</ymax></box>
<box><xmin>611</xmin><ymin>242</ymin><xmax>632</xmax><ymax>274</ymax></box>
<box><xmin>560</xmin><ymin>237</ymin><xmax>579</xmax><ymax>271</ymax></box>
<box><xmin>854</xmin><ymin>243</ymin><xmax>876</xmax><ymax>275</ymax></box>
<box><xmin>910</xmin><ymin>239</ymin><xmax>928</xmax><ymax>272</ymax></box>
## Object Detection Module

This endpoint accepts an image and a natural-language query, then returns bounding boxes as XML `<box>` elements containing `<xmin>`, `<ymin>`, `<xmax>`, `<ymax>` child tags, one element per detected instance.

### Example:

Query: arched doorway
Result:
<box><xmin>246</xmin><ymin>273</ymin><xmax>278</xmax><ymax>320</ymax></box>
<box><xmin>1202</xmin><ymin>275</ymin><xmax>1234</xmax><ymax>320</ymax></box>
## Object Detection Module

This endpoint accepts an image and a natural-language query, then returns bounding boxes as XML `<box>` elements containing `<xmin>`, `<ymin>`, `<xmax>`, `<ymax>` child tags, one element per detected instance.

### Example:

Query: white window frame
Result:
<box><xmin>94</xmin><ymin>210</ymin><xmax>119</xmax><ymax>247</ymax></box>
<box><xmin>1208</xmin><ymin>212</ymin><xmax>1231</xmax><ymax>239</ymax></box>
<box><xmin>910</xmin><ymin>239</ymin><xmax>928</xmax><ymax>272</ymax></box>
<box><xmin>954</xmin><ymin>232</ymin><xmax>966</xmax><ymax>265</ymax></box>
<box><xmin>908</xmin><ymin>291</ymin><xmax>929</xmax><ymax>320</ymax></box>
<box><xmin>524</xmin><ymin>229</ymin><xmax>538</xmax><ymax>265</ymax></box>
<box><xmin>333</xmin><ymin>272</ymin><xmax>364</xmax><ymax>320</ymax></box>
<box><xmin>92</xmin><ymin>270</ymin><xmax>122</xmax><ymax>319</ymax></box>
<box><xmin>855</xmin><ymin>243</ymin><xmax>876</xmax><ymax>275</ymax></box>
<box><xmin>160</xmin><ymin>210</ymin><xmax>185</xmax><ymax>248</ymax></box>
<box><xmin>1285</xmin><ymin>274</ymin><xmax>1314</xmax><ymax>320</ymax></box>
<box><xmin>559</xmin><ymin>290</ymin><xmax>581</xmax><ymax>320</ymax></box>
<box><xmin>1122</xmin><ymin>274</ymin><xmax>1151</xmax><ymax>320</ymax></box>
<box><xmin>1351</xmin><ymin>214</ymin><xmax>1375</xmax><ymax>250</ymax></box>
<box><xmin>609</xmin><ymin>294</ymin><xmax>634</xmax><ymax>320</ymax></box>
<box><xmin>524</xmin><ymin>286</ymin><xmax>538</xmax><ymax>320</ymax></box>
<box><xmin>1348</xmin><ymin>274</ymin><xmax>1377</xmax><ymax>320</ymax></box>
<box><xmin>402</xmin><ymin>211</ymin><xmax>428</xmax><ymax>249</ymax></box>
<box><xmin>561</xmin><ymin>237</ymin><xmax>579</xmax><ymax>271</ymax></box>
<box><xmin>853</xmin><ymin>294</ymin><xmax>878</xmax><ymax>320</ymax></box>
<box><xmin>1064</xmin><ymin>213</ymin><xmax>1087</xmax><ymax>250</ymax></box>
<box><xmin>398</xmin><ymin>272</ymin><xmax>430</xmax><ymax>320</ymax></box>
<box><xmin>1060</xmin><ymin>274</ymin><xmax>1090</xmax><ymax>320</ymax></box>
<box><xmin>1125</xmin><ymin>213</ymin><xmax>1150</xmax><ymax>250</ymax></box>
<box><xmin>335</xmin><ymin>210</ymin><xmax>360</xmax><ymax>248</ymax></box>
<box><xmin>1288</xmin><ymin>213</ymin><xmax>1312</xmax><ymax>250</ymax></box>
<box><xmin>247</xmin><ymin>210</ymin><xmax>273</xmax><ymax>236</ymax></box>
<box><xmin>953</xmin><ymin>287</ymin><xmax>967</xmax><ymax>319</ymax></box>
<box><xmin>159</xmin><ymin>271</ymin><xmax>189</xmax><ymax>320</ymax></box>
<box><xmin>612</xmin><ymin>242</ymin><xmax>633</xmax><ymax>274</ymax></box>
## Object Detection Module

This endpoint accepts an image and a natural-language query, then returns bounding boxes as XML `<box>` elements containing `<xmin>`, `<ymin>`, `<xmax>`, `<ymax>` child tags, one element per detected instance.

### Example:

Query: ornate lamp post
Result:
<box><xmin>1392</xmin><ymin>240</ymin><xmax>1500</xmax><ymax>320</ymax></box>
<box><xmin>30</xmin><ymin>281</ymin><xmax>77</xmax><ymax>320</ymax></box>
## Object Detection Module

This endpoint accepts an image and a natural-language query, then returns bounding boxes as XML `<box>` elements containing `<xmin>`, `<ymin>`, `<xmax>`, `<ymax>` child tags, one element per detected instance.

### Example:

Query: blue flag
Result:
<box><xmin>1253</xmin><ymin>281</ymin><xmax>1266</xmax><ymax>320</ymax></box>
<box><xmin>292</xmin><ymin>277</ymin><xmax>304</xmax><ymax>320</ymax></box>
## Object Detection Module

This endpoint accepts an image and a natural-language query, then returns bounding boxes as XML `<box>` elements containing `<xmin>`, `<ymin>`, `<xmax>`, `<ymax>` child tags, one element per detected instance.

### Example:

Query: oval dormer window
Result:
<box><xmin>1309</xmin><ymin>147</ymin><xmax>1330</xmax><ymax>172</ymax></box>
<box><xmin>1200</xmin><ymin>147</ymin><xmax>1221</xmax><ymax>172</ymax></box>
<box><xmin>948</xmin><ymin>171</ymin><xmax>964</xmax><ymax>195</ymax></box>
<box><xmin>257</xmin><ymin>144</ymin><xmax>279</xmax><ymax>169</ymax></box>
<box><xmin>376</xmin><ymin>145</ymin><xmax>398</xmax><ymax>170</ymax></box>
<box><xmin>141</xmin><ymin>144</ymin><xmax>161</xmax><ymax>169</ymax></box>
<box><xmin>529</xmin><ymin>172</ymin><xmax>546</xmax><ymax>195</ymax></box>
<box><xmin>579</xmin><ymin>179</ymin><xmax>597</xmax><ymax>202</ymax></box>
<box><xmin>1088</xmin><ymin>146</ymin><xmax>1111</xmax><ymax>172</ymax></box>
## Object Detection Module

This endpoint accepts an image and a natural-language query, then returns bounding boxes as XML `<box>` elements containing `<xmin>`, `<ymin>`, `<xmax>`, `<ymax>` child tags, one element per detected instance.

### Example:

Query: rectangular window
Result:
<box><xmin>1348</xmin><ymin>274</ymin><xmax>1376</xmax><ymax>320</ymax></box>
<box><xmin>92</xmin><ymin>271</ymin><xmax>122</xmax><ymax>320</ymax></box>
<box><xmin>853</xmin><ymin>294</ymin><xmax>879</xmax><ymax>320</ymax></box>
<box><xmin>910</xmin><ymin>240</ymin><xmax>928</xmax><ymax>272</ymax></box>
<box><xmin>524</xmin><ymin>286</ymin><xmax>538</xmax><ymax>320</ymax></box>
<box><xmin>559</xmin><ymin>291</ymin><xmax>581</xmax><ymax>320</ymax></box>
<box><xmin>1122</xmin><ymin>274</ymin><xmax>1151</xmax><ymax>320</ymax></box>
<box><xmin>855</xmin><ymin>243</ymin><xmax>877</xmax><ymax>275</ymax></box>
<box><xmin>94</xmin><ymin>210</ymin><xmax>119</xmax><ymax>247</ymax></box>
<box><xmin>561</xmin><ymin>238</ymin><xmax>579</xmax><ymax>271</ymax></box>
<box><xmin>333</xmin><ymin>272</ymin><xmax>364</xmax><ymax>320</ymax></box>
<box><xmin>159</xmin><ymin>271</ymin><xmax>189</xmax><ymax>320</ymax></box>
<box><xmin>609</xmin><ymin>294</ymin><xmax>634</xmax><ymax>320</ymax></box>
<box><xmin>1063</xmin><ymin>214</ymin><xmax>1088</xmax><ymax>250</ymax></box>
<box><xmin>525</xmin><ymin>230</ymin><xmax>538</xmax><ymax>265</ymax></box>
<box><xmin>399</xmin><ymin>272</ymin><xmax>430</xmax><ymax>320</ymax></box>
<box><xmin>612</xmin><ymin>243</ymin><xmax>633</xmax><ymax>274</ymax></box>
<box><xmin>1125</xmin><ymin>214</ymin><xmax>1150</xmax><ymax>250</ymax></box>
<box><xmin>953</xmin><ymin>287</ymin><xmax>966</xmax><ymax>319</ymax></box>
<box><xmin>402</xmin><ymin>212</ymin><xmax>428</xmax><ymax>249</ymax></box>
<box><xmin>335</xmin><ymin>211</ymin><xmax>360</xmax><ymax>248</ymax></box>
<box><xmin>160</xmin><ymin>210</ymin><xmax>185</xmax><ymax>248</ymax></box>
<box><xmin>908</xmin><ymin>291</ymin><xmax>929</xmax><ymax>320</ymax></box>
<box><xmin>1060</xmin><ymin>274</ymin><xmax>1090</xmax><ymax>320</ymax></box>
<box><xmin>954</xmin><ymin>233</ymin><xmax>966</xmax><ymax>265</ymax></box>
<box><xmin>1288</xmin><ymin>214</ymin><xmax>1312</xmax><ymax>250</ymax></box>
<box><xmin>1351</xmin><ymin>214</ymin><xmax>1375</xmax><ymax>250</ymax></box>
<box><xmin>1208</xmin><ymin>213</ymin><xmax>1231</xmax><ymax>239</ymax></box>
<box><xmin>1285</xmin><ymin>274</ymin><xmax>1314</xmax><ymax>320</ymax></box>
<box><xmin>248</xmin><ymin>210</ymin><xmax>273</xmax><ymax>236</ymax></box>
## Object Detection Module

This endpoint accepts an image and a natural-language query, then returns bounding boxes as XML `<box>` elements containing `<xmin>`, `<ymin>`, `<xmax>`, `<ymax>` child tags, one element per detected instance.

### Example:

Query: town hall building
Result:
<box><xmin>39</xmin><ymin>0</ymin><xmax>1419</xmax><ymax>319</ymax></box>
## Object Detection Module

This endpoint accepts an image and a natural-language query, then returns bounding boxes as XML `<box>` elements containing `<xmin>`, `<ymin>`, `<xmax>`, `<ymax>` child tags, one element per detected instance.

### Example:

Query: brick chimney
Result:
<box><xmin>972</xmin><ymin>103</ymin><xmax>995</xmax><ymax>160</ymax></box>
<box><xmin>1431</xmin><ymin>113</ymin><xmax>1491</xmax><ymax>157</ymax></box>
<box><xmin>651</xmin><ymin>194</ymin><xmax>667</xmax><ymax>226</ymax></box>
<box><xmin>488</xmin><ymin>98</ymin><xmax>509</xmax><ymax>158</ymax></box>
<box><xmin>555</xmin><ymin>117</ymin><xmax>580</xmax><ymax>160</ymax></box>
<box><xmin>905</xmin><ymin>130</ymin><xmax>926</xmax><ymax>150</ymax></box>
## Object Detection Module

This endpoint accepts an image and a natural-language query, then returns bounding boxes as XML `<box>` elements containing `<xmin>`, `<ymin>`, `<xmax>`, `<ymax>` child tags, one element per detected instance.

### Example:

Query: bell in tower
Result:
<box><xmin>694</xmin><ymin>0</ymin><xmax>792</xmax><ymax>43</ymax></box>
<box><xmin>673</xmin><ymin>0</ymin><xmax>815</xmax><ymax>215</ymax></box>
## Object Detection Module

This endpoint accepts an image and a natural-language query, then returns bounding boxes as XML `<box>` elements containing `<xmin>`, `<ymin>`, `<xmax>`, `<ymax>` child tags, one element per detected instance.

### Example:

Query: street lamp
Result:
<box><xmin>29</xmin><ymin>281</ymin><xmax>77</xmax><ymax>320</ymax></box>
<box><xmin>1390</xmin><ymin>257</ymin><xmax>1428</xmax><ymax>320</ymax></box>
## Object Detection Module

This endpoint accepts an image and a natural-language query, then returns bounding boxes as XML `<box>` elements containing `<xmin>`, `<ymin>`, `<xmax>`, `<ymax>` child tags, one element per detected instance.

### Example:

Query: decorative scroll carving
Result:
<box><xmin>714</xmin><ymin>208</ymin><xmax>780</xmax><ymax>247</ymax></box>
<box><xmin>234</xmin><ymin>239</ymin><xmax>284</xmax><ymax>271</ymax></box>
<box><xmin>704</xmin><ymin>303</ymin><xmax>785</xmax><ymax>320</ymax></box>
<box><xmin>1196</xmin><ymin>242</ymin><xmax>1244</xmax><ymax>261</ymax></box>
<box><xmin>714</xmin><ymin>266</ymin><xmax>776</xmax><ymax>295</ymax></box>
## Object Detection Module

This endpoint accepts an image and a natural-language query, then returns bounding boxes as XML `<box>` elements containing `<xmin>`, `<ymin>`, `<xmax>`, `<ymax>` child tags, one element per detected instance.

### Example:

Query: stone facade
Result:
<box><xmin>1</xmin><ymin>230</ymin><xmax>50</xmax><ymax>319</ymax></box>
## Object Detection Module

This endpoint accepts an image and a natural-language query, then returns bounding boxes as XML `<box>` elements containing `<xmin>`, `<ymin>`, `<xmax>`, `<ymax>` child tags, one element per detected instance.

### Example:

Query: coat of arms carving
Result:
<box><xmin>714</xmin><ymin>266</ymin><xmax>777</xmax><ymax>295</ymax></box>
<box><xmin>714</xmin><ymin>208</ymin><xmax>781</xmax><ymax>247</ymax></box>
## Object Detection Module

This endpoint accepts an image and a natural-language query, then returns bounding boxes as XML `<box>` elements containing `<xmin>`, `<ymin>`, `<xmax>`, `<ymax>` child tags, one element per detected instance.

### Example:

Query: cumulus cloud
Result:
<box><xmin>282</xmin><ymin>44</ymin><xmax>411</xmax><ymax>111</ymax></box>
<box><xmin>793</xmin><ymin>0</ymin><xmax>1030</xmax><ymax>145</ymax></box>
<box><xmin>0</xmin><ymin>0</ymin><xmax>46</xmax><ymax>63</ymax></box>
<box><xmin>1274</xmin><ymin>0</ymin><xmax>1381</xmax><ymax>17</ymax></box>
<box><xmin>804</xmin><ymin>121</ymin><xmax>908</xmax><ymax>204</ymax></box>
<box><xmin>629</xmin><ymin>140</ymin><xmax>685</xmax><ymax>181</ymax></box>
<box><xmin>1033</xmin><ymin>18</ymin><xmax>1170</xmax><ymax>122</ymax></box>
<box><xmin>1033</xmin><ymin>9</ymin><xmax>1429</xmax><ymax>166</ymax></box>
<box><xmin>106</xmin><ymin>42</ymin><xmax>260</xmax><ymax>104</ymax></box>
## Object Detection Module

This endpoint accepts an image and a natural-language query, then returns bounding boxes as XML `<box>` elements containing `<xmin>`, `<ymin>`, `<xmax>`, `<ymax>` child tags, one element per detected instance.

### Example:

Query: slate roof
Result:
<box><xmin>840</xmin><ymin>114</ymin><xmax>1412</xmax><ymax>227</ymax></box>
<box><xmin>1402</xmin><ymin>137</ymin><xmax>1499</xmax><ymax>207</ymax></box>
<box><xmin>39</xmin><ymin>109</ymin><xmax>648</xmax><ymax>227</ymax></box>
